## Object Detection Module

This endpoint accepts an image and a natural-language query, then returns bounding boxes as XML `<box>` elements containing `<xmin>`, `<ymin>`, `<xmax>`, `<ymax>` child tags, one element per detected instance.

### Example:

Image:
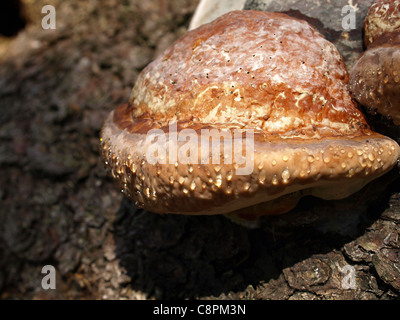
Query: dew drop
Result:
<box><xmin>361</xmin><ymin>159</ymin><xmax>367</xmax><ymax>168</ymax></box>
<box><xmin>258</xmin><ymin>171</ymin><xmax>267</xmax><ymax>184</ymax></box>
<box><xmin>368</xmin><ymin>153</ymin><xmax>375</xmax><ymax>162</ymax></box>
<box><xmin>215</xmin><ymin>174</ymin><xmax>223</xmax><ymax>188</ymax></box>
<box><xmin>384</xmin><ymin>75</ymin><xmax>389</xmax><ymax>84</ymax></box>
<box><xmin>282</xmin><ymin>169</ymin><xmax>290</xmax><ymax>183</ymax></box>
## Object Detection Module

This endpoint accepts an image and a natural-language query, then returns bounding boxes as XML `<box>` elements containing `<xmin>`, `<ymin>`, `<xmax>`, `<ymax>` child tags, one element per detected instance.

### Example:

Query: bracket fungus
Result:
<box><xmin>364</xmin><ymin>0</ymin><xmax>400</xmax><ymax>48</ymax></box>
<box><xmin>349</xmin><ymin>0</ymin><xmax>400</xmax><ymax>127</ymax></box>
<box><xmin>100</xmin><ymin>10</ymin><xmax>400</xmax><ymax>223</ymax></box>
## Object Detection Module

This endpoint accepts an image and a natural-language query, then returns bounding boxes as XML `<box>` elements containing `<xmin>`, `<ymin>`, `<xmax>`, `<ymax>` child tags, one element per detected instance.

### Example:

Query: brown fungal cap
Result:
<box><xmin>349</xmin><ymin>30</ymin><xmax>400</xmax><ymax>126</ymax></box>
<box><xmin>364</xmin><ymin>0</ymin><xmax>400</xmax><ymax>48</ymax></box>
<box><xmin>100</xmin><ymin>11</ymin><xmax>400</xmax><ymax>217</ymax></box>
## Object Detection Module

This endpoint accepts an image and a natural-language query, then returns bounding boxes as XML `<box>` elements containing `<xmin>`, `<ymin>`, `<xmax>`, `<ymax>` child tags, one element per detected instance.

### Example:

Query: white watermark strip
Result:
<box><xmin>145</xmin><ymin>122</ymin><xmax>254</xmax><ymax>175</ymax></box>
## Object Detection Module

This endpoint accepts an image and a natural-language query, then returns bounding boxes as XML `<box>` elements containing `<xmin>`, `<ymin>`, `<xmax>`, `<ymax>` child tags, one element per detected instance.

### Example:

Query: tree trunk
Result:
<box><xmin>0</xmin><ymin>0</ymin><xmax>399</xmax><ymax>300</ymax></box>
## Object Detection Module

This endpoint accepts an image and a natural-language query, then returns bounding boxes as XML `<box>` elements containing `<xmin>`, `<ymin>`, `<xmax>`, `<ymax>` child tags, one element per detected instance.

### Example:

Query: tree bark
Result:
<box><xmin>0</xmin><ymin>0</ymin><xmax>399</xmax><ymax>300</ymax></box>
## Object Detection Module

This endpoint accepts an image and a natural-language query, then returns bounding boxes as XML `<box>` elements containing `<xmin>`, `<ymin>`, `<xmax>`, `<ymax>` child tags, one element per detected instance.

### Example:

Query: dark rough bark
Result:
<box><xmin>0</xmin><ymin>0</ymin><xmax>399</xmax><ymax>300</ymax></box>
<box><xmin>113</xmin><ymin>171</ymin><xmax>400</xmax><ymax>299</ymax></box>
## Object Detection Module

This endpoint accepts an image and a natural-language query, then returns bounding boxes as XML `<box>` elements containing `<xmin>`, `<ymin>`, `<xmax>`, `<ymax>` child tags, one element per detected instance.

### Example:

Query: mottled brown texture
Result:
<box><xmin>349</xmin><ymin>30</ymin><xmax>400</xmax><ymax>126</ymax></box>
<box><xmin>349</xmin><ymin>0</ymin><xmax>400</xmax><ymax>128</ymax></box>
<box><xmin>101</xmin><ymin>10</ymin><xmax>400</xmax><ymax>218</ymax></box>
<box><xmin>244</xmin><ymin>0</ymin><xmax>375</xmax><ymax>70</ymax></box>
<box><xmin>364</xmin><ymin>0</ymin><xmax>400</xmax><ymax>47</ymax></box>
<box><xmin>128</xmin><ymin>10</ymin><xmax>367</xmax><ymax>137</ymax></box>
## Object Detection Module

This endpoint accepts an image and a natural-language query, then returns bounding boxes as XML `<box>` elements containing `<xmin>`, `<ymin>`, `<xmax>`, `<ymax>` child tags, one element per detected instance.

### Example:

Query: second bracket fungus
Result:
<box><xmin>364</xmin><ymin>0</ymin><xmax>400</xmax><ymax>48</ymax></box>
<box><xmin>350</xmin><ymin>0</ymin><xmax>400</xmax><ymax>127</ymax></box>
<box><xmin>101</xmin><ymin>11</ymin><xmax>400</xmax><ymax>222</ymax></box>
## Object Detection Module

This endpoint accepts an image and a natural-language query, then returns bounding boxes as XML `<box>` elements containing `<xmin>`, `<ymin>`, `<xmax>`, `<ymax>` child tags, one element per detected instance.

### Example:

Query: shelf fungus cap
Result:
<box><xmin>364</xmin><ymin>0</ymin><xmax>400</xmax><ymax>48</ymax></box>
<box><xmin>100</xmin><ymin>10</ymin><xmax>400</xmax><ymax>219</ymax></box>
<box><xmin>349</xmin><ymin>30</ymin><xmax>400</xmax><ymax>126</ymax></box>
